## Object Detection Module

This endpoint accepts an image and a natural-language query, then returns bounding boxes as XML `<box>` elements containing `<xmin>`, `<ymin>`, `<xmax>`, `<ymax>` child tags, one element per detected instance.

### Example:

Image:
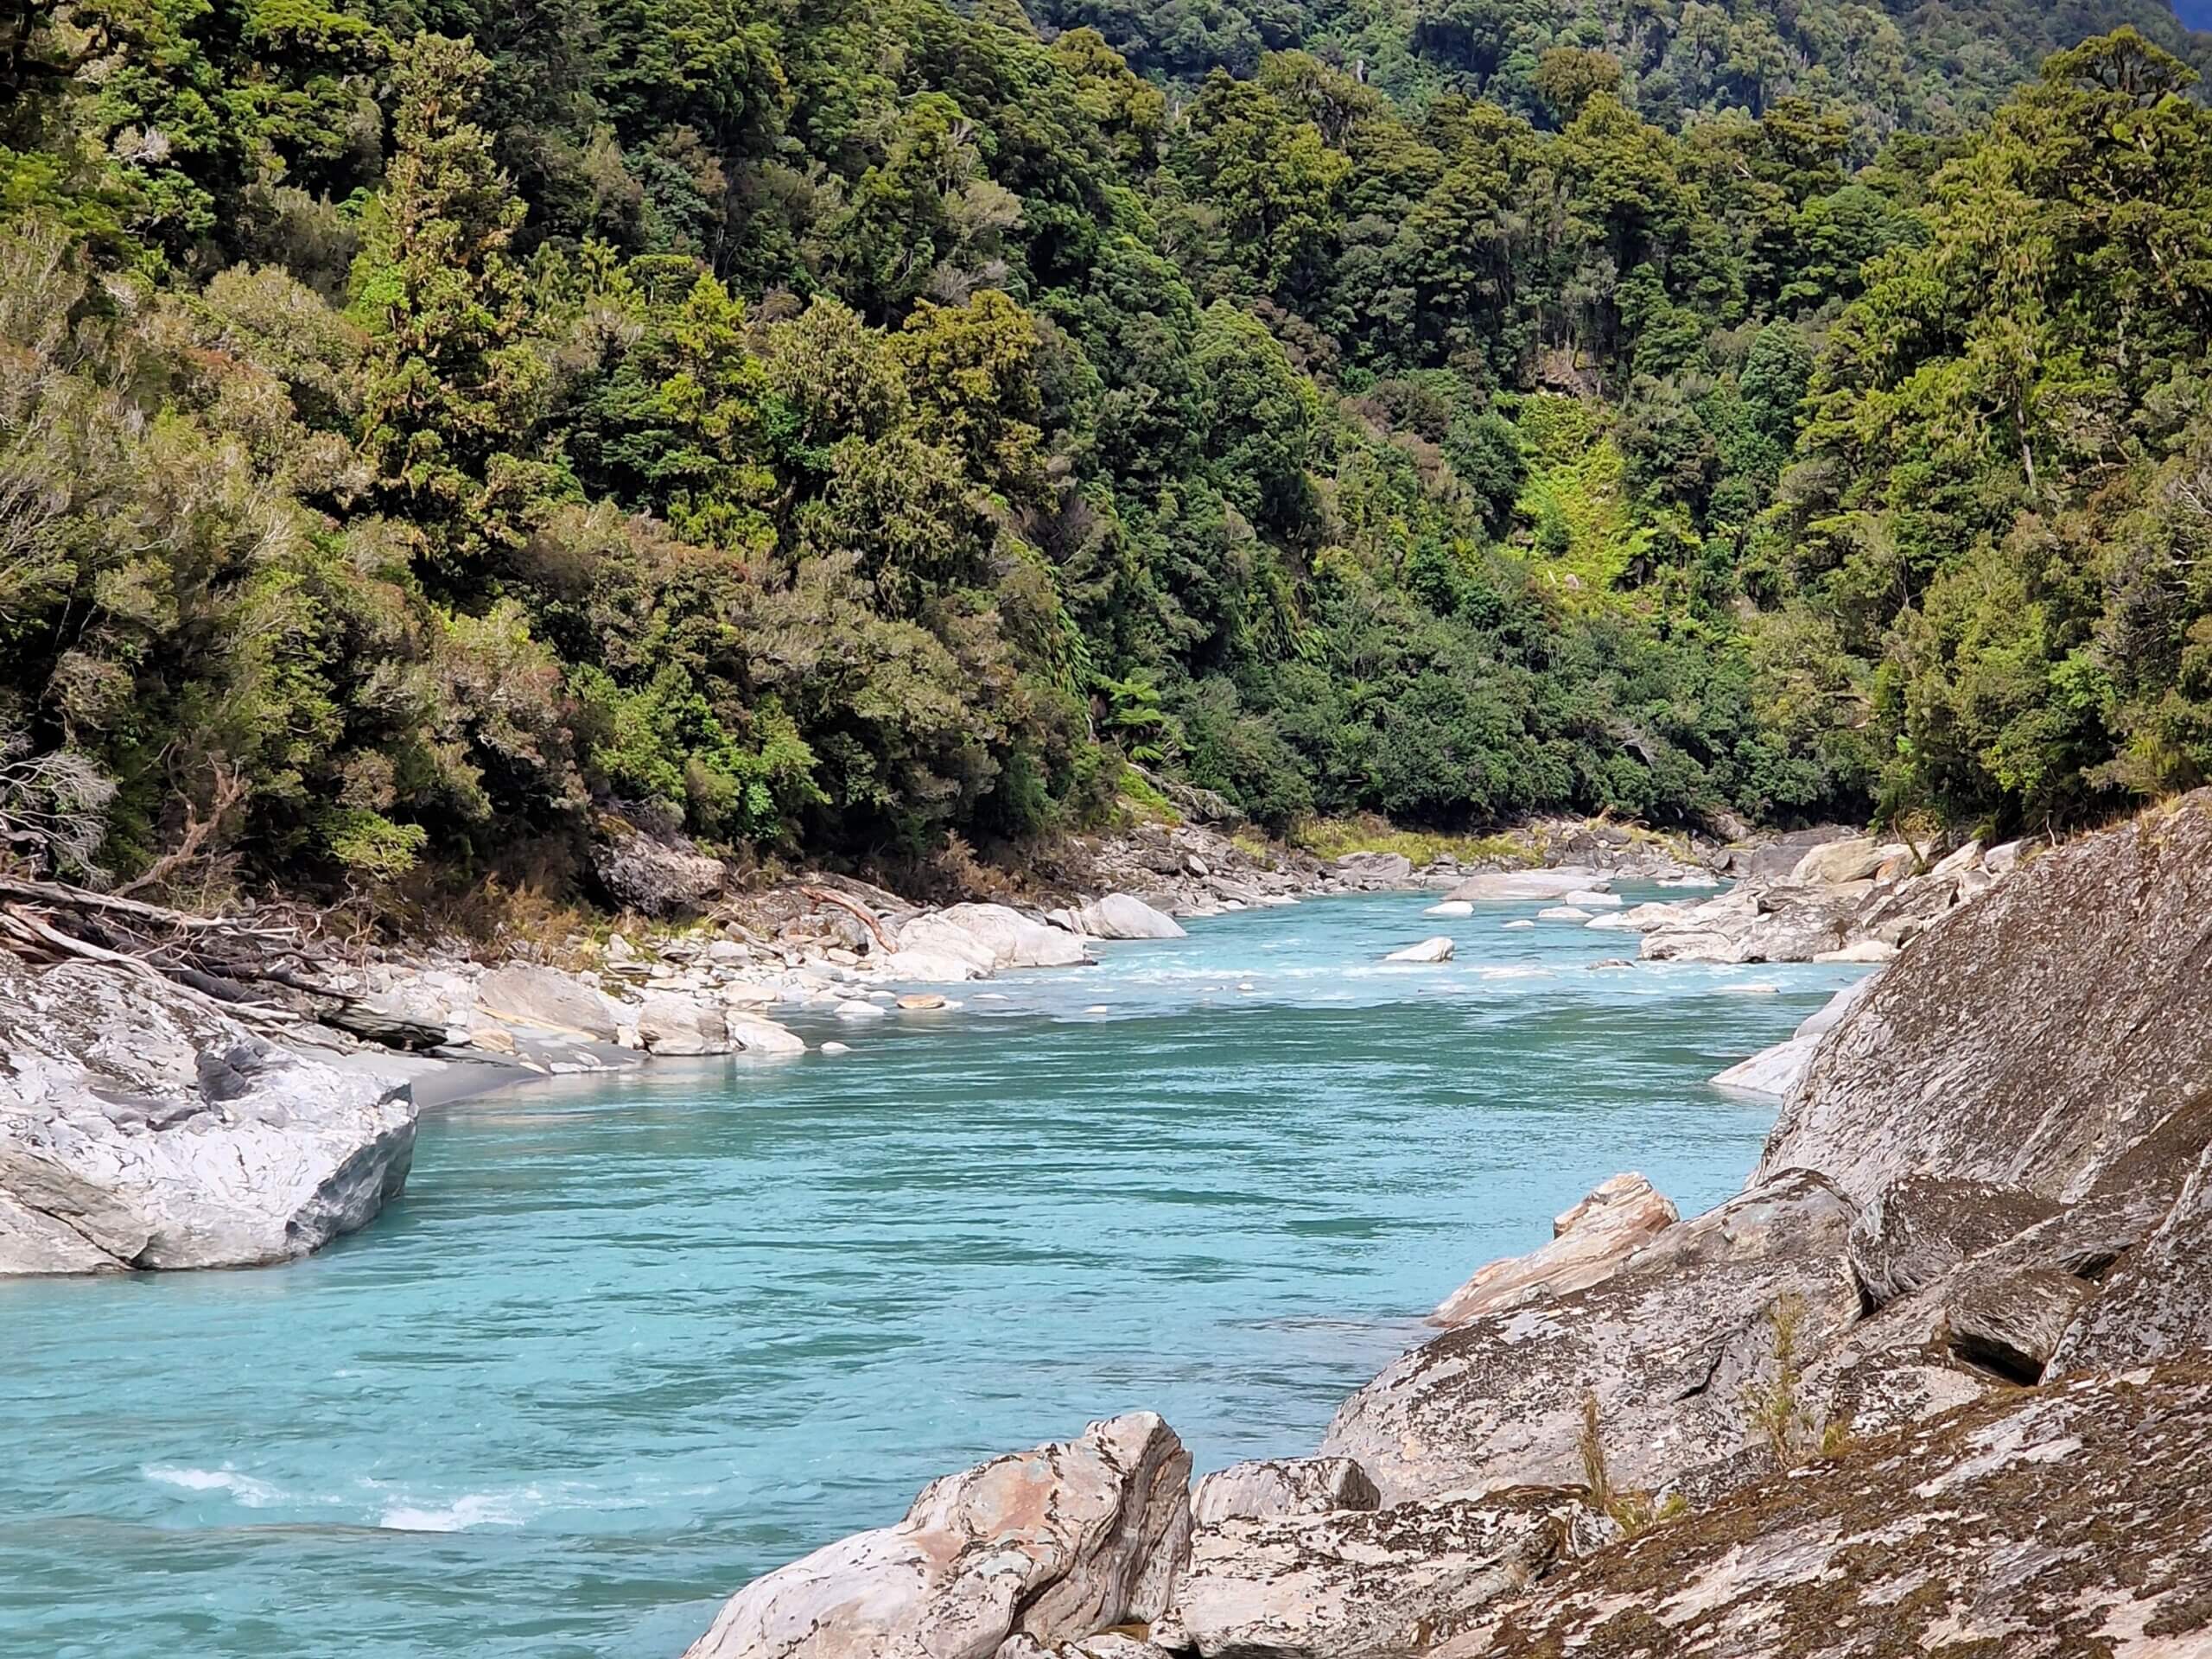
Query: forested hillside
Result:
<box><xmin>0</xmin><ymin>0</ymin><xmax>2209</xmax><ymax>898</ymax></box>
<box><xmin>1029</xmin><ymin>0</ymin><xmax>2210</xmax><ymax>133</ymax></box>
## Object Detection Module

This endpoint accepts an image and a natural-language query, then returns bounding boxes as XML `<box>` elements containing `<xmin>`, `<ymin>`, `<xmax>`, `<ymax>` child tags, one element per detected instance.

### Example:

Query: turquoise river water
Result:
<box><xmin>2</xmin><ymin>889</ymin><xmax>1862</xmax><ymax>1659</ymax></box>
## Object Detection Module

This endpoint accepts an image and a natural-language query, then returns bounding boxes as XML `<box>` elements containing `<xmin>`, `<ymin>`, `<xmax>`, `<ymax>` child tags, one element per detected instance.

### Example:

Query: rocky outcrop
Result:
<box><xmin>0</xmin><ymin>959</ymin><xmax>416</xmax><ymax>1274</ymax></box>
<box><xmin>1159</xmin><ymin>1487</ymin><xmax>1605</xmax><ymax>1659</ymax></box>
<box><xmin>1761</xmin><ymin>794</ymin><xmax>2212</xmax><ymax>1205</ymax></box>
<box><xmin>1943</xmin><ymin>1265</ymin><xmax>2094</xmax><ymax>1382</ymax></box>
<box><xmin>591</xmin><ymin>819</ymin><xmax>727</xmax><ymax>916</ymax></box>
<box><xmin>1333</xmin><ymin>852</ymin><xmax>1414</xmax><ymax>884</ymax></box>
<box><xmin>1322</xmin><ymin>1173</ymin><xmax>1859</xmax><ymax>1504</ymax></box>
<box><xmin>682</xmin><ymin>1413</ymin><xmax>1191</xmax><ymax>1659</ymax></box>
<box><xmin>1449</xmin><ymin>1364</ymin><xmax>2212</xmax><ymax>1658</ymax></box>
<box><xmin>2049</xmin><ymin>1131</ymin><xmax>2212</xmax><ymax>1377</ymax></box>
<box><xmin>1431</xmin><ymin>1173</ymin><xmax>1677</xmax><ymax>1326</ymax></box>
<box><xmin>1189</xmin><ymin>1459</ymin><xmax>1379</xmax><ymax>1528</ymax></box>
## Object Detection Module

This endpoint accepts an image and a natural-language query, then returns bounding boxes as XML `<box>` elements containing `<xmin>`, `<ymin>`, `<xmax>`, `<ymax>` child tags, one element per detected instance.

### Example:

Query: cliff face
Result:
<box><xmin>682</xmin><ymin>794</ymin><xmax>2212</xmax><ymax>1659</ymax></box>
<box><xmin>1761</xmin><ymin>793</ymin><xmax>2212</xmax><ymax>1204</ymax></box>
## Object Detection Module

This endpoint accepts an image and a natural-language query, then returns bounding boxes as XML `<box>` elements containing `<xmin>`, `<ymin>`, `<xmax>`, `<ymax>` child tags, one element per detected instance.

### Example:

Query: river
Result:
<box><xmin>1</xmin><ymin>889</ymin><xmax>1860</xmax><ymax>1658</ymax></box>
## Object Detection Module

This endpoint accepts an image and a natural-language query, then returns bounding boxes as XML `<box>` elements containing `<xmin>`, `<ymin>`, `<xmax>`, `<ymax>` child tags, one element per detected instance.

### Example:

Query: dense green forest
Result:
<box><xmin>0</xmin><ymin>0</ymin><xmax>2209</xmax><ymax>896</ymax></box>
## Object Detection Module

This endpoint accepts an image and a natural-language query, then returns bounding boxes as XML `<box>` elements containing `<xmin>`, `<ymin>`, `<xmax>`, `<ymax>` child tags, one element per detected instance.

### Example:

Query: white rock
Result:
<box><xmin>0</xmin><ymin>961</ymin><xmax>416</xmax><ymax>1274</ymax></box>
<box><xmin>897</xmin><ymin>904</ymin><xmax>1090</xmax><ymax>974</ymax></box>
<box><xmin>727</xmin><ymin>1014</ymin><xmax>806</xmax><ymax>1056</ymax></box>
<box><xmin>1585</xmin><ymin>902</ymin><xmax>1680</xmax><ymax>932</ymax></box>
<box><xmin>1563</xmin><ymin>890</ymin><xmax>1624</xmax><ymax>907</ymax></box>
<box><xmin>1191</xmin><ymin>1458</ymin><xmax>1380</xmax><ymax>1529</ymax></box>
<box><xmin>1503</xmin><ymin>920</ymin><xmax>1535</xmax><ymax>931</ymax></box>
<box><xmin>1535</xmin><ymin>906</ymin><xmax>1592</xmax><ymax>922</ymax></box>
<box><xmin>818</xmin><ymin>1041</ymin><xmax>850</xmax><ymax>1056</ymax></box>
<box><xmin>1423</xmin><ymin>900</ymin><xmax>1475</xmax><ymax>918</ymax></box>
<box><xmin>835</xmin><ymin>1000</ymin><xmax>887</xmax><ymax>1020</ymax></box>
<box><xmin>475</xmin><ymin>964</ymin><xmax>620</xmax><ymax>1041</ymax></box>
<box><xmin>1385</xmin><ymin>938</ymin><xmax>1456</xmax><ymax>963</ymax></box>
<box><xmin>637</xmin><ymin>993</ymin><xmax>729</xmax><ymax>1056</ymax></box>
<box><xmin>1073</xmin><ymin>893</ymin><xmax>1186</xmax><ymax>941</ymax></box>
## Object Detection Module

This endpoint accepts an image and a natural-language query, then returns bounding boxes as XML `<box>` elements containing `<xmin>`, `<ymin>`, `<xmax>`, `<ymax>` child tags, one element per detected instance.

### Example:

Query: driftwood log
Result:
<box><xmin>0</xmin><ymin>876</ymin><xmax>442</xmax><ymax>1050</ymax></box>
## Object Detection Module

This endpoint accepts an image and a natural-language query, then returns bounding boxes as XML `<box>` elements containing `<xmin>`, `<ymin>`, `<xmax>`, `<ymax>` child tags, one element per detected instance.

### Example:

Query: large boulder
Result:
<box><xmin>1446</xmin><ymin>1363</ymin><xmax>2212</xmax><ymax>1659</ymax></box>
<box><xmin>1333</xmin><ymin>852</ymin><xmax>1414</xmax><ymax>884</ymax></box>
<box><xmin>1384</xmin><ymin>937</ymin><xmax>1455</xmax><ymax>964</ymax></box>
<box><xmin>1321</xmin><ymin>1172</ymin><xmax>1859</xmax><ymax>1504</ymax></box>
<box><xmin>476</xmin><ymin>963</ymin><xmax>620</xmax><ymax>1041</ymax></box>
<box><xmin>896</xmin><ymin>905</ymin><xmax>1092</xmax><ymax>976</ymax></box>
<box><xmin>1639</xmin><ymin>886</ymin><xmax>1863</xmax><ymax>964</ymax></box>
<box><xmin>635</xmin><ymin>993</ymin><xmax>728</xmax><ymax>1057</ymax></box>
<box><xmin>681</xmin><ymin>1413</ymin><xmax>1191</xmax><ymax>1659</ymax></box>
<box><xmin>1432</xmin><ymin>1173</ymin><xmax>1677</xmax><ymax>1326</ymax></box>
<box><xmin>1073</xmin><ymin>894</ymin><xmax>1186</xmax><ymax>941</ymax></box>
<box><xmin>725</xmin><ymin>1013</ymin><xmax>806</xmax><ymax>1057</ymax></box>
<box><xmin>0</xmin><ymin>959</ymin><xmax>416</xmax><ymax>1274</ymax></box>
<box><xmin>1160</xmin><ymin>1488</ymin><xmax>1604</xmax><ymax>1659</ymax></box>
<box><xmin>1759</xmin><ymin>791</ymin><xmax>2212</xmax><ymax>1205</ymax></box>
<box><xmin>591</xmin><ymin>820</ymin><xmax>727</xmax><ymax>917</ymax></box>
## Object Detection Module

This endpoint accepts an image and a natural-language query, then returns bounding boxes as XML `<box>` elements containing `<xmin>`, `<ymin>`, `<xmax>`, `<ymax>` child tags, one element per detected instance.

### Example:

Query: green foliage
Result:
<box><xmin>4</xmin><ymin>0</ymin><xmax>2206</xmax><ymax>899</ymax></box>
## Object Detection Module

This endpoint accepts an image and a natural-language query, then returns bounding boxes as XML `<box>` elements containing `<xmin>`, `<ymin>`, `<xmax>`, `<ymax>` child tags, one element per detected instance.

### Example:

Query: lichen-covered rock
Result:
<box><xmin>1188</xmin><ymin>1459</ymin><xmax>1378</xmax><ymax>1529</ymax></box>
<box><xmin>1159</xmin><ymin>1488</ymin><xmax>1599</xmax><ymax>1659</ymax></box>
<box><xmin>681</xmin><ymin>1413</ymin><xmax>1191</xmax><ymax>1659</ymax></box>
<box><xmin>1760</xmin><ymin>792</ymin><xmax>2212</xmax><ymax>1205</ymax></box>
<box><xmin>1844</xmin><ymin>1175</ymin><xmax>2059</xmax><ymax>1310</ymax></box>
<box><xmin>1449</xmin><ymin>1364</ymin><xmax>2212</xmax><ymax>1659</ymax></box>
<box><xmin>1639</xmin><ymin>886</ymin><xmax>1864</xmax><ymax>964</ymax></box>
<box><xmin>591</xmin><ymin>821</ymin><xmax>727</xmax><ymax>916</ymax></box>
<box><xmin>1321</xmin><ymin>1173</ymin><xmax>1859</xmax><ymax>1504</ymax></box>
<box><xmin>1945</xmin><ymin>1265</ymin><xmax>2095</xmax><ymax>1382</ymax></box>
<box><xmin>1431</xmin><ymin>1173</ymin><xmax>1677</xmax><ymax>1326</ymax></box>
<box><xmin>1332</xmin><ymin>852</ymin><xmax>1414</xmax><ymax>884</ymax></box>
<box><xmin>0</xmin><ymin>959</ymin><xmax>416</xmax><ymax>1274</ymax></box>
<box><xmin>2050</xmin><ymin>1131</ymin><xmax>2212</xmax><ymax>1378</ymax></box>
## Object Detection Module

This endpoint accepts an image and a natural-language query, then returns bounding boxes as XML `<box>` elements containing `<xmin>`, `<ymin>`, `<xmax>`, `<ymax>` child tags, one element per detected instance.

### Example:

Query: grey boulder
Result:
<box><xmin>591</xmin><ymin>820</ymin><xmax>727</xmax><ymax>916</ymax></box>
<box><xmin>1844</xmin><ymin>1175</ymin><xmax>2059</xmax><ymax>1310</ymax></box>
<box><xmin>0</xmin><ymin>959</ymin><xmax>416</xmax><ymax>1274</ymax></box>
<box><xmin>1189</xmin><ymin>1458</ymin><xmax>1379</xmax><ymax>1528</ymax></box>
<box><xmin>1074</xmin><ymin>894</ymin><xmax>1187</xmax><ymax>941</ymax></box>
<box><xmin>476</xmin><ymin>963</ymin><xmax>620</xmax><ymax>1041</ymax></box>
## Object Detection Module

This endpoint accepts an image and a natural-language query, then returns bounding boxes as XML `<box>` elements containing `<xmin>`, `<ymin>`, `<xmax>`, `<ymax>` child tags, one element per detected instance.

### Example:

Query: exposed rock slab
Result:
<box><xmin>1449</xmin><ymin>1364</ymin><xmax>2212</xmax><ymax>1659</ymax></box>
<box><xmin>1945</xmin><ymin>1265</ymin><xmax>2094</xmax><ymax>1382</ymax></box>
<box><xmin>2050</xmin><ymin>1130</ymin><xmax>2212</xmax><ymax>1377</ymax></box>
<box><xmin>1761</xmin><ymin>792</ymin><xmax>2212</xmax><ymax>1205</ymax></box>
<box><xmin>476</xmin><ymin>963</ymin><xmax>620</xmax><ymax>1041</ymax></box>
<box><xmin>1845</xmin><ymin>1174</ymin><xmax>2059</xmax><ymax>1311</ymax></box>
<box><xmin>1160</xmin><ymin>1488</ymin><xmax>1600</xmax><ymax>1659</ymax></box>
<box><xmin>1322</xmin><ymin>1173</ymin><xmax>1858</xmax><ymax>1504</ymax></box>
<box><xmin>0</xmin><ymin>959</ymin><xmax>416</xmax><ymax>1274</ymax></box>
<box><xmin>681</xmin><ymin>1413</ymin><xmax>1190</xmax><ymax>1659</ymax></box>
<box><xmin>1431</xmin><ymin>1173</ymin><xmax>1677</xmax><ymax>1325</ymax></box>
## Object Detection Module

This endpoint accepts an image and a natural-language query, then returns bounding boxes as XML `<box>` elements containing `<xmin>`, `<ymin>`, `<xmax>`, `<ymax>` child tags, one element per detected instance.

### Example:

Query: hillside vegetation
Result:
<box><xmin>0</xmin><ymin>0</ymin><xmax>2209</xmax><ymax>899</ymax></box>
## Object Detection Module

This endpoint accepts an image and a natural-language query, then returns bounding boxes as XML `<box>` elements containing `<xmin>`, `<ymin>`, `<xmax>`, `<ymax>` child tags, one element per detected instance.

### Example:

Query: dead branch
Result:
<box><xmin>801</xmin><ymin>883</ymin><xmax>896</xmax><ymax>952</ymax></box>
<box><xmin>114</xmin><ymin>759</ymin><xmax>248</xmax><ymax>899</ymax></box>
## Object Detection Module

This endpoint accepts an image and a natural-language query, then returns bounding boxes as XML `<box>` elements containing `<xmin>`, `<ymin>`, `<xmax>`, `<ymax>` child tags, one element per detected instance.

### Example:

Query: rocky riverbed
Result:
<box><xmin>673</xmin><ymin>792</ymin><xmax>2212</xmax><ymax>1659</ymax></box>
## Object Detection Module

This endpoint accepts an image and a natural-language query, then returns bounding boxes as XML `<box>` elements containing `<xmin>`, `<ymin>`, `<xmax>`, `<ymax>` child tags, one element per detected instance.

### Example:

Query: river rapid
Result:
<box><xmin>2</xmin><ymin>889</ymin><xmax>1861</xmax><ymax>1658</ymax></box>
